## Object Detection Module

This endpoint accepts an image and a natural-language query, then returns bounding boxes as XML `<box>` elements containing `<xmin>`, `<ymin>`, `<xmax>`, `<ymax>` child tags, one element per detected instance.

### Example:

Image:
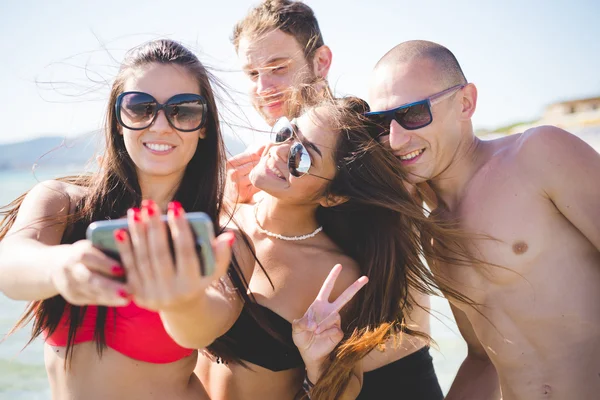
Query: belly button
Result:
<box><xmin>512</xmin><ymin>241</ymin><xmax>529</xmax><ymax>255</ymax></box>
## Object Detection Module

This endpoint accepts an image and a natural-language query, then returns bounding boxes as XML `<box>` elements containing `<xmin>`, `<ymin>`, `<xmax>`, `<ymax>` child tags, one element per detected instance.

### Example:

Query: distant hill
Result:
<box><xmin>0</xmin><ymin>133</ymin><xmax>100</xmax><ymax>171</ymax></box>
<box><xmin>0</xmin><ymin>131</ymin><xmax>248</xmax><ymax>171</ymax></box>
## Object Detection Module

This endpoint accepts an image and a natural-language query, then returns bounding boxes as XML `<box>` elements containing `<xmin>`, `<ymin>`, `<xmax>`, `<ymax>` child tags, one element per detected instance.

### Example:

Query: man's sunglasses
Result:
<box><xmin>365</xmin><ymin>84</ymin><xmax>466</xmax><ymax>134</ymax></box>
<box><xmin>270</xmin><ymin>117</ymin><xmax>331</xmax><ymax>180</ymax></box>
<box><xmin>116</xmin><ymin>91</ymin><xmax>208</xmax><ymax>132</ymax></box>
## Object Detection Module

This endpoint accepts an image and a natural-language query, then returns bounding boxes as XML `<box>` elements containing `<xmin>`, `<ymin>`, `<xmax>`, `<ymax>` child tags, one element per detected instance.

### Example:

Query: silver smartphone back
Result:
<box><xmin>86</xmin><ymin>212</ymin><xmax>216</xmax><ymax>277</ymax></box>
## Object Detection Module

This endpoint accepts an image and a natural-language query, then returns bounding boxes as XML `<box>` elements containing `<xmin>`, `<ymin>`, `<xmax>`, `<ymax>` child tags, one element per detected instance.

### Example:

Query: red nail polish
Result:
<box><xmin>142</xmin><ymin>200</ymin><xmax>156</xmax><ymax>216</ymax></box>
<box><xmin>169</xmin><ymin>201</ymin><xmax>182</xmax><ymax>218</ymax></box>
<box><xmin>226</xmin><ymin>232</ymin><xmax>236</xmax><ymax>247</ymax></box>
<box><xmin>132</xmin><ymin>208</ymin><xmax>141</xmax><ymax>222</ymax></box>
<box><xmin>146</xmin><ymin>205</ymin><xmax>156</xmax><ymax>216</ymax></box>
<box><xmin>117</xmin><ymin>289</ymin><xmax>129</xmax><ymax>298</ymax></box>
<box><xmin>111</xmin><ymin>265</ymin><xmax>125</xmax><ymax>276</ymax></box>
<box><xmin>168</xmin><ymin>200</ymin><xmax>181</xmax><ymax>209</ymax></box>
<box><xmin>114</xmin><ymin>229</ymin><xmax>127</xmax><ymax>242</ymax></box>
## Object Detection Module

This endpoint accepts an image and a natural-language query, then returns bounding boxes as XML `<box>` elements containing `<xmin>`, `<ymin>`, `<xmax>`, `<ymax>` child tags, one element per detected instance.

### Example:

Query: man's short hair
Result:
<box><xmin>232</xmin><ymin>0</ymin><xmax>325</xmax><ymax>62</ymax></box>
<box><xmin>375</xmin><ymin>40</ymin><xmax>467</xmax><ymax>87</ymax></box>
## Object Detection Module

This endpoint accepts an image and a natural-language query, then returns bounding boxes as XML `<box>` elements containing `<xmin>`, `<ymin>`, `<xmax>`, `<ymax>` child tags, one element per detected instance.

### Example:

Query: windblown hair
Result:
<box><xmin>232</xmin><ymin>0</ymin><xmax>325</xmax><ymax>63</ymax></box>
<box><xmin>292</xmin><ymin>96</ymin><xmax>478</xmax><ymax>399</ymax></box>
<box><xmin>0</xmin><ymin>39</ymin><xmax>253</xmax><ymax>366</ymax></box>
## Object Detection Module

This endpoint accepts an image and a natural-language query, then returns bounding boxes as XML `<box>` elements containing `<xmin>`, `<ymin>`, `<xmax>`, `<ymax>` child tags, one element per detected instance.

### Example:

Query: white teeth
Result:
<box><xmin>145</xmin><ymin>143</ymin><xmax>173</xmax><ymax>152</ymax></box>
<box><xmin>267</xmin><ymin>163</ymin><xmax>285</xmax><ymax>179</ymax></box>
<box><xmin>272</xmin><ymin>167</ymin><xmax>284</xmax><ymax>179</ymax></box>
<box><xmin>400</xmin><ymin>149</ymin><xmax>424</xmax><ymax>161</ymax></box>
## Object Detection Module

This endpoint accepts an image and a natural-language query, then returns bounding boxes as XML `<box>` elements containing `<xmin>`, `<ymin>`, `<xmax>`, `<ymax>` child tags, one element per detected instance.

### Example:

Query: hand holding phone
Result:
<box><xmin>87</xmin><ymin>211</ymin><xmax>216</xmax><ymax>279</ymax></box>
<box><xmin>86</xmin><ymin>201</ymin><xmax>234</xmax><ymax>313</ymax></box>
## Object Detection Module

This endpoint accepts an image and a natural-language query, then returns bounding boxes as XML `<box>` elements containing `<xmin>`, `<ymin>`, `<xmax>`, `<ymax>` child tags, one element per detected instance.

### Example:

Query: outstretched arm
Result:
<box><xmin>0</xmin><ymin>180</ymin><xmax>128</xmax><ymax>306</ymax></box>
<box><xmin>114</xmin><ymin>200</ymin><xmax>242</xmax><ymax>350</ymax></box>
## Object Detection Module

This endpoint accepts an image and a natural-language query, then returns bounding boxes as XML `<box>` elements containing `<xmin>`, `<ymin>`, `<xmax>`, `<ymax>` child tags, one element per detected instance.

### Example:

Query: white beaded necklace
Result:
<box><xmin>253</xmin><ymin>201</ymin><xmax>323</xmax><ymax>241</ymax></box>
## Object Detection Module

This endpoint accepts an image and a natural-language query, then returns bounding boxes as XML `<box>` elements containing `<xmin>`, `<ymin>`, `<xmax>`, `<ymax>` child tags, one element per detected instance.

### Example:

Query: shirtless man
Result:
<box><xmin>367</xmin><ymin>40</ymin><xmax>600</xmax><ymax>400</ymax></box>
<box><xmin>225</xmin><ymin>2</ymin><xmax>443</xmax><ymax>399</ymax></box>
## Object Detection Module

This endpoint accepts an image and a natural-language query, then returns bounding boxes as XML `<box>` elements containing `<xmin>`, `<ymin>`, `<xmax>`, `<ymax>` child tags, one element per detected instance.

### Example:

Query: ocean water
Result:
<box><xmin>0</xmin><ymin>129</ymin><xmax>597</xmax><ymax>399</ymax></box>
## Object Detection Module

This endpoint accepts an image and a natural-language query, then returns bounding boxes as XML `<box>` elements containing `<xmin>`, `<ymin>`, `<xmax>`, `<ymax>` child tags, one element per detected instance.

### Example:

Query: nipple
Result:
<box><xmin>512</xmin><ymin>241</ymin><xmax>529</xmax><ymax>255</ymax></box>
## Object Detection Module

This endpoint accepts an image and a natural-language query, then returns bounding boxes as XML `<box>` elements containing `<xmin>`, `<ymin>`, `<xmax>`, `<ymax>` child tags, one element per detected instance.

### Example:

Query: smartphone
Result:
<box><xmin>86</xmin><ymin>212</ymin><xmax>216</xmax><ymax>278</ymax></box>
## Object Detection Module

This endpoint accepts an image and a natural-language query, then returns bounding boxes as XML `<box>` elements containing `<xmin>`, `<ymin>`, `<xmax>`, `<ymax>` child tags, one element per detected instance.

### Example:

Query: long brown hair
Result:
<box><xmin>297</xmin><ymin>97</ymin><xmax>476</xmax><ymax>399</ymax></box>
<box><xmin>0</xmin><ymin>39</ymin><xmax>239</xmax><ymax>364</ymax></box>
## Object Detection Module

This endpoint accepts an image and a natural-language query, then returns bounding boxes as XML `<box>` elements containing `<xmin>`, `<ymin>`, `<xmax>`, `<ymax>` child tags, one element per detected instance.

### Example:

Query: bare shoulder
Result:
<box><xmin>514</xmin><ymin>125</ymin><xmax>591</xmax><ymax>164</ymax></box>
<box><xmin>20</xmin><ymin>179</ymin><xmax>86</xmax><ymax>216</ymax></box>
<box><xmin>224</xmin><ymin>212</ymin><xmax>257</xmax><ymax>283</ymax></box>
<box><xmin>7</xmin><ymin>179</ymin><xmax>88</xmax><ymax>243</ymax></box>
<box><xmin>512</xmin><ymin>125</ymin><xmax>599</xmax><ymax>184</ymax></box>
<box><xmin>317</xmin><ymin>249</ymin><xmax>362</xmax><ymax>300</ymax></box>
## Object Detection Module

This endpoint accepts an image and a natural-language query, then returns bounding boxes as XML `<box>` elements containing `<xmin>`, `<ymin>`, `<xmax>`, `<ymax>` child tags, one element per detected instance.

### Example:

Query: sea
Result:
<box><xmin>0</xmin><ymin>129</ymin><xmax>598</xmax><ymax>399</ymax></box>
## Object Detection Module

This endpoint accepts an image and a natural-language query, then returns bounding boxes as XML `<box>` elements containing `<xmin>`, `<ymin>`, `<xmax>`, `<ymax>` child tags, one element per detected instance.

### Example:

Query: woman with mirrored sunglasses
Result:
<box><xmin>269</xmin><ymin>116</ymin><xmax>334</xmax><ymax>180</ymax></box>
<box><xmin>203</xmin><ymin>95</ymin><xmax>477</xmax><ymax>400</ymax></box>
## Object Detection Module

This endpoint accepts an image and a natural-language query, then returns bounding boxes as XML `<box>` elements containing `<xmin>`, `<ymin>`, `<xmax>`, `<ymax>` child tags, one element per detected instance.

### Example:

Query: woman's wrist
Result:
<box><xmin>302</xmin><ymin>370</ymin><xmax>315</xmax><ymax>398</ymax></box>
<box><xmin>304</xmin><ymin>362</ymin><xmax>323</xmax><ymax>387</ymax></box>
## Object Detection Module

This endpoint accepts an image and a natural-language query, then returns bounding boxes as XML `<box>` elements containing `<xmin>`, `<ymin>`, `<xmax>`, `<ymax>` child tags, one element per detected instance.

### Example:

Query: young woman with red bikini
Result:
<box><xmin>0</xmin><ymin>39</ymin><xmax>238</xmax><ymax>400</ymax></box>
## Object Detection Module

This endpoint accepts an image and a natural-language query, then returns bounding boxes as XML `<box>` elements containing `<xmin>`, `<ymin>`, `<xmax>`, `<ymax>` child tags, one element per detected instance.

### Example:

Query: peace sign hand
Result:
<box><xmin>292</xmin><ymin>264</ymin><xmax>368</xmax><ymax>370</ymax></box>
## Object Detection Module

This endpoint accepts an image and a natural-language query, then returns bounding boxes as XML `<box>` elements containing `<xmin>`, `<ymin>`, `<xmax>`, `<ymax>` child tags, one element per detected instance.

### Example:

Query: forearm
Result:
<box><xmin>337</xmin><ymin>373</ymin><xmax>361</xmax><ymax>400</ymax></box>
<box><xmin>446</xmin><ymin>354</ymin><xmax>501</xmax><ymax>400</ymax></box>
<box><xmin>305</xmin><ymin>362</ymin><xmax>362</xmax><ymax>400</ymax></box>
<box><xmin>160</xmin><ymin>286</ymin><xmax>238</xmax><ymax>349</ymax></box>
<box><xmin>0</xmin><ymin>238</ymin><xmax>62</xmax><ymax>300</ymax></box>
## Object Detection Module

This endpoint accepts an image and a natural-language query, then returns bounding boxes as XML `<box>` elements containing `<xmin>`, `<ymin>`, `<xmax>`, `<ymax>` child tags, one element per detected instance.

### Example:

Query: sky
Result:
<box><xmin>0</xmin><ymin>0</ymin><xmax>599</xmax><ymax>146</ymax></box>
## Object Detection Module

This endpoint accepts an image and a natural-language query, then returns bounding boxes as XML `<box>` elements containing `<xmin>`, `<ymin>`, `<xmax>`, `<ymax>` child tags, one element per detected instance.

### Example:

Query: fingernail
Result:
<box><xmin>111</xmin><ymin>265</ymin><xmax>125</xmax><ymax>276</ymax></box>
<box><xmin>131</xmin><ymin>207</ymin><xmax>141</xmax><ymax>222</ymax></box>
<box><xmin>114</xmin><ymin>229</ymin><xmax>127</xmax><ymax>242</ymax></box>
<box><xmin>168</xmin><ymin>201</ymin><xmax>182</xmax><ymax>218</ymax></box>
<box><xmin>225</xmin><ymin>232</ymin><xmax>235</xmax><ymax>247</ymax></box>
<box><xmin>117</xmin><ymin>289</ymin><xmax>130</xmax><ymax>298</ymax></box>
<box><xmin>142</xmin><ymin>200</ymin><xmax>156</xmax><ymax>216</ymax></box>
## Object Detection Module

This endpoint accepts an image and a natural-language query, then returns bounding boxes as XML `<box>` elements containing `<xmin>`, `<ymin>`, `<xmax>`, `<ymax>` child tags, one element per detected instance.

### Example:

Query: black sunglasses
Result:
<box><xmin>270</xmin><ymin>117</ymin><xmax>332</xmax><ymax>180</ymax></box>
<box><xmin>116</xmin><ymin>91</ymin><xmax>208</xmax><ymax>132</ymax></box>
<box><xmin>365</xmin><ymin>84</ymin><xmax>466</xmax><ymax>134</ymax></box>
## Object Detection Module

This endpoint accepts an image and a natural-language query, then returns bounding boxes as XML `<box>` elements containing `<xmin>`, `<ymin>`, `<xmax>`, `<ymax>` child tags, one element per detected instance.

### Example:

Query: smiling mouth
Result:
<box><xmin>399</xmin><ymin>148</ymin><xmax>425</xmax><ymax>161</ymax></box>
<box><xmin>260</xmin><ymin>93</ymin><xmax>285</xmax><ymax>107</ymax></box>
<box><xmin>263</xmin><ymin>100</ymin><xmax>283</xmax><ymax>109</ymax></box>
<box><xmin>266</xmin><ymin>161</ymin><xmax>286</xmax><ymax>180</ymax></box>
<box><xmin>144</xmin><ymin>143</ymin><xmax>175</xmax><ymax>152</ymax></box>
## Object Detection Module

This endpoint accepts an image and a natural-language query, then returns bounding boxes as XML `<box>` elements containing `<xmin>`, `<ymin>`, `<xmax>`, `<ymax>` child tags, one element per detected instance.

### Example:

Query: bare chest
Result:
<box><xmin>246</xmin><ymin>239</ymin><xmax>336</xmax><ymax>321</ymax></box>
<box><xmin>432</xmin><ymin>160</ymin><xmax>597</xmax><ymax>309</ymax></box>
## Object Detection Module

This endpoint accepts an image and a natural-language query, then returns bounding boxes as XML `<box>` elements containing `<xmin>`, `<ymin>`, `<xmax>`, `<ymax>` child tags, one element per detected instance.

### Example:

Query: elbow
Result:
<box><xmin>0</xmin><ymin>265</ymin><xmax>13</xmax><ymax>299</ymax></box>
<box><xmin>163</xmin><ymin>325</ymin><xmax>216</xmax><ymax>350</ymax></box>
<box><xmin>0</xmin><ymin>242</ymin><xmax>17</xmax><ymax>297</ymax></box>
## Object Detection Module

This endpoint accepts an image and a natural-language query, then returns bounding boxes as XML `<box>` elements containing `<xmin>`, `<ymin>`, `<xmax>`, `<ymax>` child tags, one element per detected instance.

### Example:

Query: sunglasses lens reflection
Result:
<box><xmin>271</xmin><ymin>119</ymin><xmax>294</xmax><ymax>143</ymax></box>
<box><xmin>120</xmin><ymin>92</ymin><xmax>156</xmax><ymax>129</ymax></box>
<box><xmin>400</xmin><ymin>103</ymin><xmax>431</xmax><ymax>129</ymax></box>
<box><xmin>289</xmin><ymin>142</ymin><xmax>311</xmax><ymax>177</ymax></box>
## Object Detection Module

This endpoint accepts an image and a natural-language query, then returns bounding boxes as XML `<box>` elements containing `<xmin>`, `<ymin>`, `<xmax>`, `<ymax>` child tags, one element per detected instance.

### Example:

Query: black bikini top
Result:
<box><xmin>217</xmin><ymin>303</ymin><xmax>304</xmax><ymax>372</ymax></box>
